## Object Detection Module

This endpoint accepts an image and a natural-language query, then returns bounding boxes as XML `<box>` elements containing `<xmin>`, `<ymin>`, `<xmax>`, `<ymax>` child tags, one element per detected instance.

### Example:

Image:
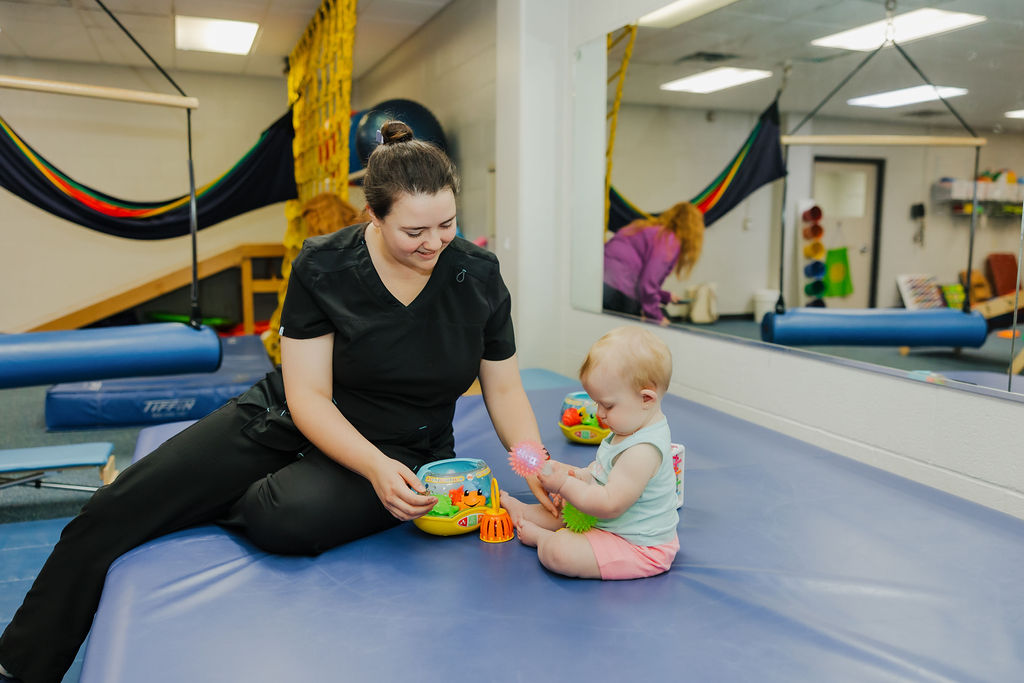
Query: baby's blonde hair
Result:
<box><xmin>579</xmin><ymin>326</ymin><xmax>673</xmax><ymax>394</ymax></box>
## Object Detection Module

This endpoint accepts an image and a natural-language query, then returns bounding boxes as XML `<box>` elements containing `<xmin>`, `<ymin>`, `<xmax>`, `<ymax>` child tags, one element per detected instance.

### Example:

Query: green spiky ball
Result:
<box><xmin>561</xmin><ymin>502</ymin><xmax>597</xmax><ymax>533</ymax></box>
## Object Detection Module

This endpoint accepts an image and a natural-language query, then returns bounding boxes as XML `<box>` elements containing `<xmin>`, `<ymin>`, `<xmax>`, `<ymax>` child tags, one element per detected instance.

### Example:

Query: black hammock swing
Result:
<box><xmin>0</xmin><ymin>110</ymin><xmax>297</xmax><ymax>240</ymax></box>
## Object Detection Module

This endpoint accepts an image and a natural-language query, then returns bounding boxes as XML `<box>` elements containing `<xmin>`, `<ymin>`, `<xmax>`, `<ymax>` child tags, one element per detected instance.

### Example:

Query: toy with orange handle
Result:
<box><xmin>479</xmin><ymin>478</ymin><xmax>515</xmax><ymax>543</ymax></box>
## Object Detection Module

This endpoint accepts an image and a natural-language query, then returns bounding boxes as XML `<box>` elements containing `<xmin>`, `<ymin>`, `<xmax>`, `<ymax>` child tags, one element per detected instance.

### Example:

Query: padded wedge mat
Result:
<box><xmin>45</xmin><ymin>335</ymin><xmax>272</xmax><ymax>429</ymax></box>
<box><xmin>81</xmin><ymin>386</ymin><xmax>1024</xmax><ymax>682</ymax></box>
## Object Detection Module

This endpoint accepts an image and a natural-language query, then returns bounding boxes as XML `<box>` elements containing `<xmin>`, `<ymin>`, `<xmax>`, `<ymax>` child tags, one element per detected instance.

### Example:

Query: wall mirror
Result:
<box><xmin>573</xmin><ymin>0</ymin><xmax>1024</xmax><ymax>396</ymax></box>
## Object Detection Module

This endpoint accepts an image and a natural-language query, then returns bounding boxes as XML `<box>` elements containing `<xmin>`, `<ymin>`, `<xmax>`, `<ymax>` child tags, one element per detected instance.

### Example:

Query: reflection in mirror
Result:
<box><xmin>575</xmin><ymin>0</ymin><xmax>1024</xmax><ymax>396</ymax></box>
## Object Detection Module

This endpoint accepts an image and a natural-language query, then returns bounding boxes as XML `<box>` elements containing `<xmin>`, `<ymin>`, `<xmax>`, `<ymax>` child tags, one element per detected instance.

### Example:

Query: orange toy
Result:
<box><xmin>461</xmin><ymin>489</ymin><xmax>486</xmax><ymax>508</ymax></box>
<box><xmin>479</xmin><ymin>478</ymin><xmax>515</xmax><ymax>543</ymax></box>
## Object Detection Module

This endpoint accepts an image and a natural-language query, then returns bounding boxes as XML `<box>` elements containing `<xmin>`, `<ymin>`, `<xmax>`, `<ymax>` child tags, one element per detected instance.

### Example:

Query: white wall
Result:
<box><xmin>353</xmin><ymin>0</ymin><xmax>497</xmax><ymax>244</ymax></box>
<box><xmin>807</xmin><ymin>117</ymin><xmax>1024</xmax><ymax>307</ymax></box>
<box><xmin>495</xmin><ymin>0</ymin><xmax>1024</xmax><ymax>520</ymax></box>
<box><xmin>612</xmin><ymin>105</ymin><xmax>776</xmax><ymax>313</ymax></box>
<box><xmin>0</xmin><ymin>58</ymin><xmax>288</xmax><ymax>332</ymax></box>
<box><xmin>612</xmin><ymin>106</ymin><xmax>1024</xmax><ymax>313</ymax></box>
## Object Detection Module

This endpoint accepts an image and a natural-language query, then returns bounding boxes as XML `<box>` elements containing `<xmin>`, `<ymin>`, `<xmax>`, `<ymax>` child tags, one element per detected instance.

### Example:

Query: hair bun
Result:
<box><xmin>379</xmin><ymin>120</ymin><xmax>414</xmax><ymax>145</ymax></box>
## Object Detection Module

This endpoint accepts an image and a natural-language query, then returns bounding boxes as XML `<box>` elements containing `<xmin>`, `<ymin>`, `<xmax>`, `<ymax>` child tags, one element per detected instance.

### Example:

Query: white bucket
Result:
<box><xmin>753</xmin><ymin>289</ymin><xmax>779</xmax><ymax>323</ymax></box>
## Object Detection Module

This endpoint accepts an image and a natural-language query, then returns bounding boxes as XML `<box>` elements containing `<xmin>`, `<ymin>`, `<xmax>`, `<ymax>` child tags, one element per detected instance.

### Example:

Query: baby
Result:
<box><xmin>503</xmin><ymin>326</ymin><xmax>679</xmax><ymax>580</ymax></box>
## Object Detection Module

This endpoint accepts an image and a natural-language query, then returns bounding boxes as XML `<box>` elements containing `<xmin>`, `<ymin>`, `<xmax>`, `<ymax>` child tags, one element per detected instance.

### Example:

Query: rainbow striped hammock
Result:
<box><xmin>0</xmin><ymin>111</ymin><xmax>297</xmax><ymax>240</ymax></box>
<box><xmin>608</xmin><ymin>99</ymin><xmax>786</xmax><ymax>232</ymax></box>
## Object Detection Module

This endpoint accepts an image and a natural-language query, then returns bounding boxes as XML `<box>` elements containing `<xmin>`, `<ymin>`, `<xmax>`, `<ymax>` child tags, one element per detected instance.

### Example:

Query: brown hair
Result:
<box><xmin>623</xmin><ymin>201</ymin><xmax>704</xmax><ymax>277</ymax></box>
<box><xmin>579</xmin><ymin>326</ymin><xmax>673</xmax><ymax>394</ymax></box>
<box><xmin>362</xmin><ymin>120</ymin><xmax>460</xmax><ymax>219</ymax></box>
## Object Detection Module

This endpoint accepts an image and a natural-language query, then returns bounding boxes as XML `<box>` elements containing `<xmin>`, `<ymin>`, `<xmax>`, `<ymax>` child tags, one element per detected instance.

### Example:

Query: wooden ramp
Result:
<box><xmin>30</xmin><ymin>243</ymin><xmax>285</xmax><ymax>335</ymax></box>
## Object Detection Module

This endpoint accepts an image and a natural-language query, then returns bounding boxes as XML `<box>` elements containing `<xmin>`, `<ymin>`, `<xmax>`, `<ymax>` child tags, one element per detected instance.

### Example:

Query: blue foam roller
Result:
<box><xmin>761</xmin><ymin>307</ymin><xmax>989</xmax><ymax>347</ymax></box>
<box><xmin>0</xmin><ymin>323</ymin><xmax>222</xmax><ymax>389</ymax></box>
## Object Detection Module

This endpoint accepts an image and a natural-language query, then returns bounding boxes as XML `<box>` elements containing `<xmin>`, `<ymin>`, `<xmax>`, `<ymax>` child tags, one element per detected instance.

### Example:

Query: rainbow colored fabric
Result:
<box><xmin>0</xmin><ymin>111</ymin><xmax>297</xmax><ymax>240</ymax></box>
<box><xmin>609</xmin><ymin>99</ymin><xmax>786</xmax><ymax>232</ymax></box>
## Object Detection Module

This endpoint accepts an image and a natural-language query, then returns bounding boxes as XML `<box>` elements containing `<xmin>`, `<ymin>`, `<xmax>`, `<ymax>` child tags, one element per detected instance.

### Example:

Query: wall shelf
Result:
<box><xmin>932</xmin><ymin>180</ymin><xmax>1024</xmax><ymax>217</ymax></box>
<box><xmin>933</xmin><ymin>179</ymin><xmax>1024</xmax><ymax>202</ymax></box>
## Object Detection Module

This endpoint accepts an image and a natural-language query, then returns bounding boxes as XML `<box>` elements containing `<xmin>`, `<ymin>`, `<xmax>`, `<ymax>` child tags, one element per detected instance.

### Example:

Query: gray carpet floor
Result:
<box><xmin>0</xmin><ymin>384</ymin><xmax>142</xmax><ymax>524</ymax></box>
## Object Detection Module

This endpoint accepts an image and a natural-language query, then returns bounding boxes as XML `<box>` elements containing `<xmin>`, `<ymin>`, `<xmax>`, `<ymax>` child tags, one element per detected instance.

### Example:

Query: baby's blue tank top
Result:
<box><xmin>590</xmin><ymin>418</ymin><xmax>679</xmax><ymax>546</ymax></box>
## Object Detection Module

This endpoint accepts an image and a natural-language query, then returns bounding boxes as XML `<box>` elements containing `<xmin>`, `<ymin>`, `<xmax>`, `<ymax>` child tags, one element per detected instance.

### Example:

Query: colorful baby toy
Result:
<box><xmin>507</xmin><ymin>440</ymin><xmax>548</xmax><ymax>477</ymax></box>
<box><xmin>557</xmin><ymin>391</ymin><xmax>611</xmax><ymax>444</ymax></box>
<box><xmin>412</xmin><ymin>458</ymin><xmax>494</xmax><ymax>536</ymax></box>
<box><xmin>561</xmin><ymin>501</ymin><xmax>597</xmax><ymax>533</ymax></box>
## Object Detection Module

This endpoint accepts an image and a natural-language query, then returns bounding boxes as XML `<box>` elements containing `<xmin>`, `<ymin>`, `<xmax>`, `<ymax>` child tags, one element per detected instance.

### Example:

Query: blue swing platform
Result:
<box><xmin>0</xmin><ymin>442</ymin><xmax>117</xmax><ymax>492</ymax></box>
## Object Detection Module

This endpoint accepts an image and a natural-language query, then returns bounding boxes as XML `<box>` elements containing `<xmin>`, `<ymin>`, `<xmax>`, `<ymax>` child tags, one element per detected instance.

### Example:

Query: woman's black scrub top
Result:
<box><xmin>276</xmin><ymin>223</ymin><xmax>516</xmax><ymax>458</ymax></box>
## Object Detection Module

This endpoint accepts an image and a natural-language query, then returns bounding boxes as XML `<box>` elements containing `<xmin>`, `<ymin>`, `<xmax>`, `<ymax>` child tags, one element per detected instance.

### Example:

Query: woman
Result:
<box><xmin>0</xmin><ymin>120</ymin><xmax>554</xmax><ymax>683</ymax></box>
<box><xmin>602</xmin><ymin>201</ymin><xmax>704</xmax><ymax>325</ymax></box>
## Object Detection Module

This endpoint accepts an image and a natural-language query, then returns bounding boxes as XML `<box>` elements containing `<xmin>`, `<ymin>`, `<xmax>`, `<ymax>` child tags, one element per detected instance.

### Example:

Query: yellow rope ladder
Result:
<box><xmin>263</xmin><ymin>0</ymin><xmax>358</xmax><ymax>363</ymax></box>
<box><xmin>604</xmin><ymin>24</ymin><xmax>639</xmax><ymax>236</ymax></box>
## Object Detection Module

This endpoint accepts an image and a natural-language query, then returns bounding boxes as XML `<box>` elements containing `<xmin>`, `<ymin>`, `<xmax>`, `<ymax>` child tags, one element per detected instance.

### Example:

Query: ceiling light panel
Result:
<box><xmin>812</xmin><ymin>9</ymin><xmax>986</xmax><ymax>51</ymax></box>
<box><xmin>660</xmin><ymin>67</ymin><xmax>773</xmax><ymax>93</ymax></box>
<box><xmin>175</xmin><ymin>16</ymin><xmax>259</xmax><ymax>56</ymax></box>
<box><xmin>638</xmin><ymin>0</ymin><xmax>741</xmax><ymax>29</ymax></box>
<box><xmin>847</xmin><ymin>85</ymin><xmax>968</xmax><ymax>109</ymax></box>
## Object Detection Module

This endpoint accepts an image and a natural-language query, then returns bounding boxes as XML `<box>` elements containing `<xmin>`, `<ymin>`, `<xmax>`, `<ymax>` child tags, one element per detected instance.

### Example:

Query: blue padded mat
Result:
<box><xmin>943</xmin><ymin>370</ymin><xmax>1023</xmax><ymax>395</ymax></box>
<box><xmin>80</xmin><ymin>387</ymin><xmax>1024</xmax><ymax>682</ymax></box>
<box><xmin>45</xmin><ymin>335</ymin><xmax>273</xmax><ymax>429</ymax></box>
<box><xmin>0</xmin><ymin>443</ymin><xmax>112</xmax><ymax>474</ymax></box>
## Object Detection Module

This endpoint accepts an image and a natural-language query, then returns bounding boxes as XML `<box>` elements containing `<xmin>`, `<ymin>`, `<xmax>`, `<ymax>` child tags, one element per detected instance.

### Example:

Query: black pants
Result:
<box><xmin>603</xmin><ymin>283</ymin><xmax>643</xmax><ymax>317</ymax></box>
<box><xmin>0</xmin><ymin>398</ymin><xmax>412</xmax><ymax>683</ymax></box>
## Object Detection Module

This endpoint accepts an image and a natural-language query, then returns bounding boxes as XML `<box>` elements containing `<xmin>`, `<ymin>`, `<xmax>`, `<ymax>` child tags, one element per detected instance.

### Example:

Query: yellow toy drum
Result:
<box><xmin>413</xmin><ymin>458</ymin><xmax>493</xmax><ymax>536</ymax></box>
<box><xmin>558</xmin><ymin>391</ymin><xmax>611</xmax><ymax>445</ymax></box>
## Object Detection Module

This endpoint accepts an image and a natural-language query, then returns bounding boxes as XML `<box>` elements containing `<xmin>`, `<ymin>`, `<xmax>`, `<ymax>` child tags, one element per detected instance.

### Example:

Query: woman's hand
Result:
<box><xmin>525</xmin><ymin>475</ymin><xmax>560</xmax><ymax>516</ymax></box>
<box><xmin>366</xmin><ymin>457</ymin><xmax>437</xmax><ymax>521</ymax></box>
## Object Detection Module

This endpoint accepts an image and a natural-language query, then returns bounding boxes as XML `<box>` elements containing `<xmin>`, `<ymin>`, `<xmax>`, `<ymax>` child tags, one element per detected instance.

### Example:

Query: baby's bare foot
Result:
<box><xmin>515</xmin><ymin>518</ymin><xmax>543</xmax><ymax>547</ymax></box>
<box><xmin>500</xmin><ymin>490</ymin><xmax>526</xmax><ymax>517</ymax></box>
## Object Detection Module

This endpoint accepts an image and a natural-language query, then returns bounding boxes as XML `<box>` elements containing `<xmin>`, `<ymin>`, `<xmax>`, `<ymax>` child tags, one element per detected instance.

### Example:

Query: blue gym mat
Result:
<box><xmin>73</xmin><ymin>385</ymin><xmax>1024</xmax><ymax>682</ymax></box>
<box><xmin>45</xmin><ymin>335</ymin><xmax>273</xmax><ymax>429</ymax></box>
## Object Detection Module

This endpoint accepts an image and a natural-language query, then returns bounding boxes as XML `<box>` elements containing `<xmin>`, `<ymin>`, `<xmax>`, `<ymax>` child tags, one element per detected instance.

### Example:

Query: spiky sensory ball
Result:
<box><xmin>561</xmin><ymin>502</ymin><xmax>597</xmax><ymax>533</ymax></box>
<box><xmin>508</xmin><ymin>440</ymin><xmax>547</xmax><ymax>477</ymax></box>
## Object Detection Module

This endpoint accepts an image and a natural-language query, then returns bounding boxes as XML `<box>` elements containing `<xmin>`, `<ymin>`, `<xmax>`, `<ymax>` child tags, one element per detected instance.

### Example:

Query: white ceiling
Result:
<box><xmin>614</xmin><ymin>0</ymin><xmax>1024</xmax><ymax>133</ymax></box>
<box><xmin>1</xmin><ymin>1</ymin><xmax>1021</xmax><ymax>134</ymax></box>
<box><xmin>0</xmin><ymin>0</ymin><xmax>452</xmax><ymax>79</ymax></box>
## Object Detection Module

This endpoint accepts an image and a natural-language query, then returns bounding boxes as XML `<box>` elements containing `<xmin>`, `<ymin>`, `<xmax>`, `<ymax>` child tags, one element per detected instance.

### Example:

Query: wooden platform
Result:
<box><xmin>29</xmin><ymin>243</ymin><xmax>285</xmax><ymax>335</ymax></box>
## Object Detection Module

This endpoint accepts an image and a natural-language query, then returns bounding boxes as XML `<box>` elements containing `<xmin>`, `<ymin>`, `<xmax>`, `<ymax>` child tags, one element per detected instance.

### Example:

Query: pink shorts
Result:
<box><xmin>583</xmin><ymin>528</ymin><xmax>679</xmax><ymax>580</ymax></box>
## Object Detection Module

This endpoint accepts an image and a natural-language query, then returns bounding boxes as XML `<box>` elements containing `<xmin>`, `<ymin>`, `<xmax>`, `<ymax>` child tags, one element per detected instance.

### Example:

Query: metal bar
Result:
<box><xmin>1009</xmin><ymin>203</ymin><xmax>1024</xmax><ymax>384</ymax></box>
<box><xmin>0</xmin><ymin>472</ymin><xmax>46</xmax><ymax>491</ymax></box>
<box><xmin>0</xmin><ymin>75</ymin><xmax>198</xmax><ymax>110</ymax></box>
<box><xmin>963</xmin><ymin>148</ymin><xmax>981</xmax><ymax>313</ymax></box>
<box><xmin>31</xmin><ymin>481</ymin><xmax>102</xmax><ymax>493</ymax></box>
<box><xmin>781</xmin><ymin>135</ymin><xmax>986</xmax><ymax>147</ymax></box>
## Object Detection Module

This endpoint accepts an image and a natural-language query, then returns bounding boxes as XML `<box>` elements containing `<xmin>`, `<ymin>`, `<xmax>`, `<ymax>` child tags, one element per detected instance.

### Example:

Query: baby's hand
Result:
<box><xmin>537</xmin><ymin>460</ymin><xmax>570</xmax><ymax>494</ymax></box>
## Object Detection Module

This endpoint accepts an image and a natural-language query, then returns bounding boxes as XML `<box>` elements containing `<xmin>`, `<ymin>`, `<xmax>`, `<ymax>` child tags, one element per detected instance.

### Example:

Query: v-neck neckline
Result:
<box><xmin>358</xmin><ymin>224</ymin><xmax>447</xmax><ymax>310</ymax></box>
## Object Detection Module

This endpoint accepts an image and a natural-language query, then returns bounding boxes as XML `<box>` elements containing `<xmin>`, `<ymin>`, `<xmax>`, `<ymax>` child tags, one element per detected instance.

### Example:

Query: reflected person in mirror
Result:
<box><xmin>603</xmin><ymin>201</ymin><xmax>704</xmax><ymax>326</ymax></box>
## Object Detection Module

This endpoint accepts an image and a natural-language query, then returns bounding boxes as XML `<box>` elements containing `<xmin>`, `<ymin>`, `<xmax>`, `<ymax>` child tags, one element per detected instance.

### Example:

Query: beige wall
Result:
<box><xmin>613</xmin><ymin>105</ymin><xmax>1024</xmax><ymax>313</ymax></box>
<box><xmin>0</xmin><ymin>58</ymin><xmax>288</xmax><ymax>332</ymax></box>
<box><xmin>352</xmin><ymin>0</ymin><xmax>497</xmax><ymax>244</ymax></box>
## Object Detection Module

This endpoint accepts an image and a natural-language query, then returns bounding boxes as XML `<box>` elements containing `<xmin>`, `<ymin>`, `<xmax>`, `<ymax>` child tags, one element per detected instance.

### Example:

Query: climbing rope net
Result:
<box><xmin>264</xmin><ymin>0</ymin><xmax>358</xmax><ymax>363</ymax></box>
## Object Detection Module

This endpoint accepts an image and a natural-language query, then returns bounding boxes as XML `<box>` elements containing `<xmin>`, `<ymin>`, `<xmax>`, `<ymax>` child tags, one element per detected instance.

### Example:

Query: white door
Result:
<box><xmin>812</xmin><ymin>160</ymin><xmax>879</xmax><ymax>309</ymax></box>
